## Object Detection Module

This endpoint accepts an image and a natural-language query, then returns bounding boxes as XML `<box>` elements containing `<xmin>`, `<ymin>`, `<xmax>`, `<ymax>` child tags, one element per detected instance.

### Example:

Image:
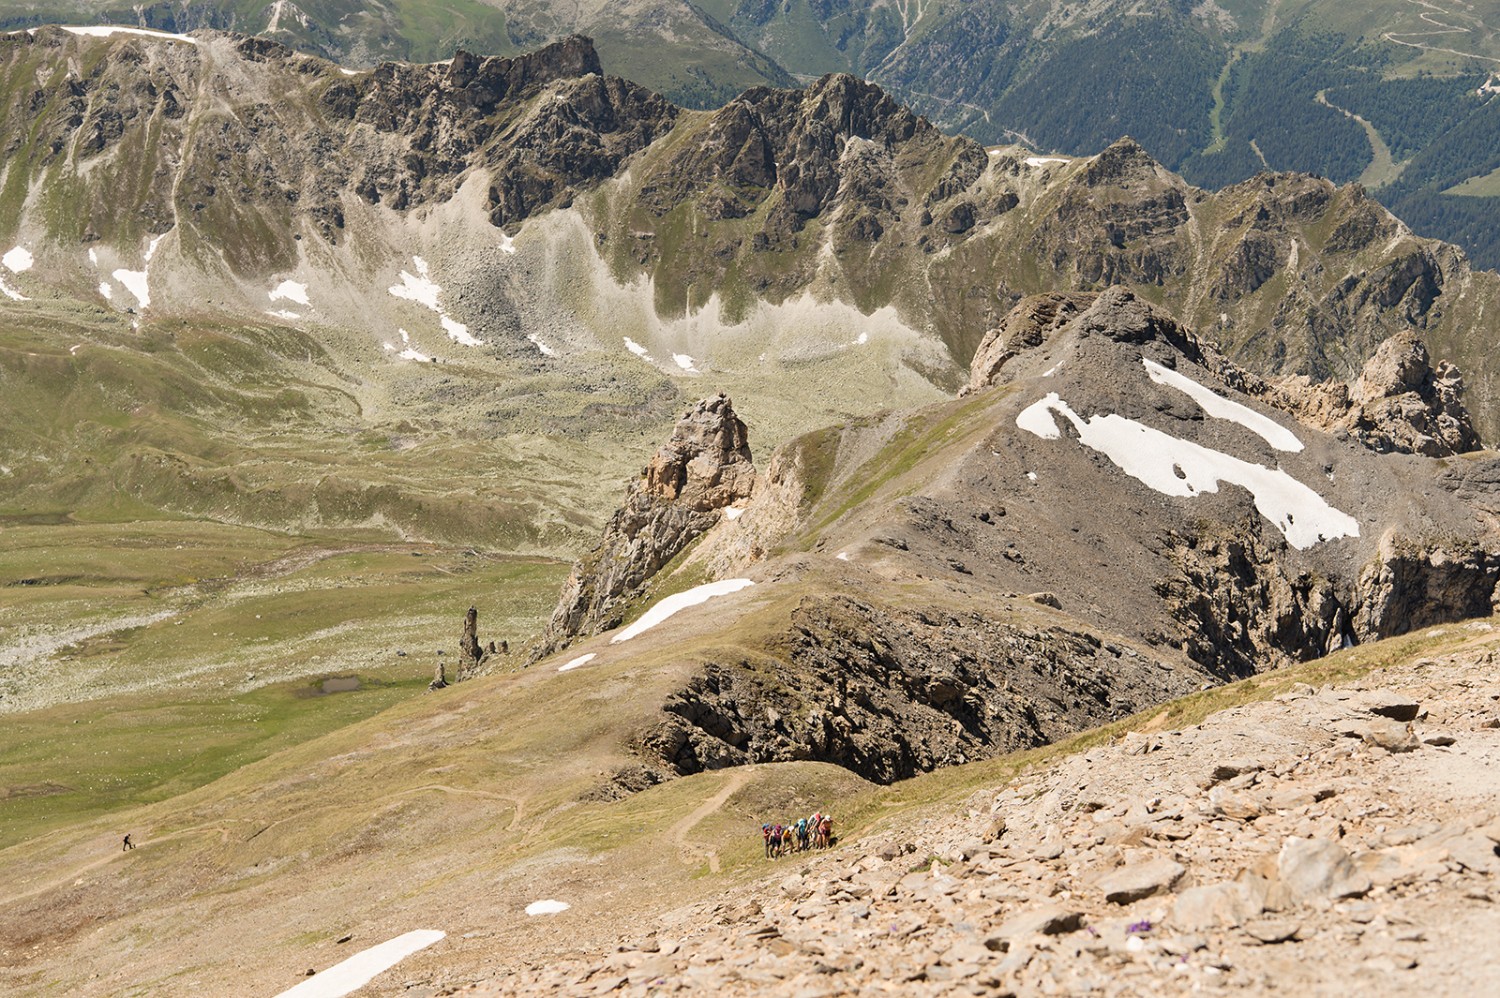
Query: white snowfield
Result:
<box><xmin>611</xmin><ymin>579</ymin><xmax>756</xmax><ymax>644</ymax></box>
<box><xmin>1144</xmin><ymin>359</ymin><xmax>1304</xmax><ymax>453</ymax></box>
<box><xmin>528</xmin><ymin>333</ymin><xmax>557</xmax><ymax>357</ymax></box>
<box><xmin>111</xmin><ymin>267</ymin><xmax>149</xmax><ymax>308</ymax></box>
<box><xmin>1017</xmin><ymin>392</ymin><xmax>1359</xmax><ymax>550</ymax></box>
<box><xmin>624</xmin><ymin>337</ymin><xmax>650</xmax><ymax>358</ymax></box>
<box><xmin>269</xmin><ymin>280</ymin><xmax>310</xmax><ymax>306</ymax></box>
<box><xmin>673</xmin><ymin>353</ymin><xmax>699</xmax><ymax>373</ymax></box>
<box><xmin>3</xmin><ymin>246</ymin><xmax>33</xmax><ymax>273</ymax></box>
<box><xmin>525</xmin><ymin>900</ymin><xmax>570</xmax><ymax>916</ymax></box>
<box><xmin>13</xmin><ymin>25</ymin><xmax>199</xmax><ymax>45</ymax></box>
<box><xmin>272</xmin><ymin>930</ymin><xmax>444</xmax><ymax>998</ymax></box>
<box><xmin>558</xmin><ymin>652</ymin><xmax>596</xmax><ymax>673</ymax></box>
<box><xmin>1024</xmin><ymin>156</ymin><xmax>1070</xmax><ymax>167</ymax></box>
<box><xmin>388</xmin><ymin>257</ymin><xmax>480</xmax><ymax>346</ymax></box>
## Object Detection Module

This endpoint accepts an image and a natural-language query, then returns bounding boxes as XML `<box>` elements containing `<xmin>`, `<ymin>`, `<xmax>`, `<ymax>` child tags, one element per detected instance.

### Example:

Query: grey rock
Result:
<box><xmin>1275</xmin><ymin>838</ymin><xmax>1371</xmax><ymax>904</ymax></box>
<box><xmin>987</xmin><ymin>904</ymin><xmax>1084</xmax><ymax>944</ymax></box>
<box><xmin>1096</xmin><ymin>857</ymin><xmax>1185</xmax><ymax>904</ymax></box>
<box><xmin>1172</xmin><ymin>882</ymin><xmax>1261</xmax><ymax>931</ymax></box>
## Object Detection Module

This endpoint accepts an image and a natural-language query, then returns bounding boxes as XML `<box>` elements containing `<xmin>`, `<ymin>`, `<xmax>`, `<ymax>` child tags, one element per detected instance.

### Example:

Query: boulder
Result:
<box><xmin>1171</xmin><ymin>882</ymin><xmax>1260</xmax><ymax>931</ymax></box>
<box><xmin>1095</xmin><ymin>857</ymin><xmax>1185</xmax><ymax>904</ymax></box>
<box><xmin>1274</xmin><ymin>838</ymin><xmax>1370</xmax><ymax>905</ymax></box>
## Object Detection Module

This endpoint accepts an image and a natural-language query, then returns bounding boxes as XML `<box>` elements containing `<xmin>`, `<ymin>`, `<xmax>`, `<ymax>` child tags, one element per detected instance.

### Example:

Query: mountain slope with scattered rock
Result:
<box><xmin>471</xmin><ymin>630</ymin><xmax>1500</xmax><ymax>997</ymax></box>
<box><xmin>531</xmin><ymin>286</ymin><xmax>1500</xmax><ymax>796</ymax></box>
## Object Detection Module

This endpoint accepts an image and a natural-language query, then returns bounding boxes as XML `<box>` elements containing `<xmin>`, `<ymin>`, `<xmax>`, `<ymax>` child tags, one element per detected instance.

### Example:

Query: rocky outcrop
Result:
<box><xmin>1270</xmin><ymin>331</ymin><xmax>1482</xmax><ymax>457</ymax></box>
<box><xmin>457</xmin><ymin>605</ymin><xmax>486</xmax><ymax>677</ymax></box>
<box><xmin>636</xmin><ymin>594</ymin><xmax>1197</xmax><ymax>785</ymax></box>
<box><xmin>533</xmin><ymin>394</ymin><xmax>756</xmax><ymax>657</ymax></box>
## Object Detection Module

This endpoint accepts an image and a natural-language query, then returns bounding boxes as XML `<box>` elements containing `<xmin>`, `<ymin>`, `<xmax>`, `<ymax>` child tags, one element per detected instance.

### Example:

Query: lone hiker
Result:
<box><xmin>122</xmin><ymin>833</ymin><xmax>135</xmax><ymax>851</ymax></box>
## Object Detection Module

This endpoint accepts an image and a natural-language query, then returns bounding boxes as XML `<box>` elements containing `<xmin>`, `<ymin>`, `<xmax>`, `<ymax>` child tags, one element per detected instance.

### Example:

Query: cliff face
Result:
<box><xmin>531</xmin><ymin>287</ymin><xmax>1500</xmax><ymax>795</ymax></box>
<box><xmin>534</xmin><ymin>393</ymin><xmax>755</xmax><ymax>658</ymax></box>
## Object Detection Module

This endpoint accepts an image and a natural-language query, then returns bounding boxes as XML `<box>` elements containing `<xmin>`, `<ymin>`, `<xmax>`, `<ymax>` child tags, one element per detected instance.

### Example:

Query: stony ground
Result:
<box><xmin>436</xmin><ymin>630</ymin><xmax>1500</xmax><ymax>997</ymax></box>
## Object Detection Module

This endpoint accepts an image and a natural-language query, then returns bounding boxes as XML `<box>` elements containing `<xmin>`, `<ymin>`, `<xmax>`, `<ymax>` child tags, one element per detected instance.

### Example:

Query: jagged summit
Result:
<box><xmin>533</xmin><ymin>393</ymin><xmax>756</xmax><ymax>659</ymax></box>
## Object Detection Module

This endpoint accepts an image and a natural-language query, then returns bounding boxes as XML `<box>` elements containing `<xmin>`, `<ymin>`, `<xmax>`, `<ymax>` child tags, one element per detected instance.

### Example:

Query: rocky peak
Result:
<box><xmin>532</xmin><ymin>395</ymin><xmax>756</xmax><ymax>658</ymax></box>
<box><xmin>1271</xmin><ymin>330</ymin><xmax>1481</xmax><ymax>457</ymax></box>
<box><xmin>1081</xmin><ymin>136</ymin><xmax>1165</xmax><ymax>188</ymax></box>
<box><xmin>643</xmin><ymin>393</ymin><xmax>754</xmax><ymax>504</ymax></box>
<box><xmin>968</xmin><ymin>286</ymin><xmax>1205</xmax><ymax>391</ymax></box>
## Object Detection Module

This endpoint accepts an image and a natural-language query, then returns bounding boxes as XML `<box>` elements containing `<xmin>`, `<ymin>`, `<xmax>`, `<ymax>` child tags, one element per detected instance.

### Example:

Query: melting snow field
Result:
<box><xmin>1144</xmin><ymin>359</ymin><xmax>1303</xmax><ymax>452</ymax></box>
<box><xmin>388</xmin><ymin>257</ymin><xmax>479</xmax><ymax>346</ymax></box>
<box><xmin>528</xmin><ymin>333</ymin><xmax>558</xmax><ymax>358</ymax></box>
<box><xmin>1016</xmin><ymin>393</ymin><xmax>1358</xmax><ymax>550</ymax></box>
<box><xmin>54</xmin><ymin>25</ymin><xmax>198</xmax><ymax>44</ymax></box>
<box><xmin>3</xmin><ymin>247</ymin><xmax>33</xmax><ymax>273</ymax></box>
<box><xmin>558</xmin><ymin>653</ymin><xmax>596</xmax><ymax>673</ymax></box>
<box><xmin>111</xmin><ymin>268</ymin><xmax>149</xmax><ymax>308</ymax></box>
<box><xmin>624</xmin><ymin>337</ymin><xmax>650</xmax><ymax>358</ymax></box>
<box><xmin>383</xmin><ymin>329</ymin><xmax>432</xmax><ymax>363</ymax></box>
<box><xmin>611</xmin><ymin>579</ymin><xmax>756</xmax><ymax>644</ymax></box>
<box><xmin>525</xmin><ymin>900</ymin><xmax>570</xmax><ymax>916</ymax></box>
<box><xmin>1024</xmin><ymin>156</ymin><xmax>1070</xmax><ymax>167</ymax></box>
<box><xmin>673</xmin><ymin>353</ymin><xmax>699</xmax><ymax>373</ymax></box>
<box><xmin>273</xmin><ymin>930</ymin><xmax>444</xmax><ymax>998</ymax></box>
<box><xmin>269</xmin><ymin>280</ymin><xmax>310</xmax><ymax>306</ymax></box>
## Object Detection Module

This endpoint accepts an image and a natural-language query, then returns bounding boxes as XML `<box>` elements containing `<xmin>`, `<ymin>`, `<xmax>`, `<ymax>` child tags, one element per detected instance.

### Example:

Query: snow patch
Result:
<box><xmin>143</xmin><ymin>234</ymin><xmax>166</xmax><ymax>263</ymax></box>
<box><xmin>112</xmin><ymin>269</ymin><xmax>149</xmax><ymax>308</ymax></box>
<box><xmin>624</xmin><ymin>337</ymin><xmax>650</xmax><ymax>358</ymax></box>
<box><xmin>266</xmin><ymin>309</ymin><xmax>301</xmax><ymax>321</ymax></box>
<box><xmin>1017</xmin><ymin>394</ymin><xmax>1065</xmax><ymax>439</ymax></box>
<box><xmin>723</xmin><ymin>506</ymin><xmax>744</xmax><ymax>521</ymax></box>
<box><xmin>673</xmin><ymin>353</ymin><xmax>699</xmax><ymax>373</ymax></box>
<box><xmin>855</xmin><ymin>332</ymin><xmax>869</xmax><ymax>345</ymax></box>
<box><xmin>1016</xmin><ymin>394</ymin><xmax>1358</xmax><ymax>549</ymax></box>
<box><xmin>388</xmin><ymin>256</ymin><xmax>480</xmax><ymax>346</ymax></box>
<box><xmin>269</xmin><ymin>280</ymin><xmax>310</xmax><ymax>306</ymax></box>
<box><xmin>47</xmin><ymin>26</ymin><xmax>198</xmax><ymax>45</ymax></box>
<box><xmin>836</xmin><ymin>552</ymin><xmax>850</xmax><ymax>561</ymax></box>
<box><xmin>98</xmin><ymin>282</ymin><xmax>113</xmax><ymax>300</ymax></box>
<box><xmin>0</xmin><ymin>278</ymin><xmax>27</xmax><ymax>301</ymax></box>
<box><xmin>558</xmin><ymin>653</ymin><xmax>596</xmax><ymax>673</ymax></box>
<box><xmin>272</xmin><ymin>930</ymin><xmax>444</xmax><ymax>998</ymax></box>
<box><xmin>499</xmin><ymin>231</ymin><xmax>517</xmax><ymax>255</ymax></box>
<box><xmin>525</xmin><ymin>900</ymin><xmax>570</xmax><ymax>916</ymax></box>
<box><xmin>1143</xmin><ymin>358</ymin><xmax>1303</xmax><ymax>452</ymax></box>
<box><xmin>339</xmin><ymin>67</ymin><xmax>359</xmax><ymax>76</ymax></box>
<box><xmin>1025</xmin><ymin>156</ymin><xmax>1070</xmax><ymax>167</ymax></box>
<box><xmin>88</xmin><ymin>248</ymin><xmax>98</xmax><ymax>266</ymax></box>
<box><xmin>441</xmin><ymin>315</ymin><xmax>479</xmax><ymax>346</ymax></box>
<box><xmin>611</xmin><ymin>579</ymin><xmax>756</xmax><ymax>644</ymax></box>
<box><xmin>3</xmin><ymin>246</ymin><xmax>33</xmax><ymax>273</ymax></box>
<box><xmin>1026</xmin><ymin>471</ymin><xmax>1038</xmax><ymax>482</ymax></box>
<box><xmin>528</xmin><ymin>334</ymin><xmax>557</xmax><ymax>358</ymax></box>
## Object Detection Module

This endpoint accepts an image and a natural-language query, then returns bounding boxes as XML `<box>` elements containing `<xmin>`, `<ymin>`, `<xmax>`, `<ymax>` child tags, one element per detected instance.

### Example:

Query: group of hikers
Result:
<box><xmin>762</xmin><ymin>812</ymin><xmax>834</xmax><ymax>858</ymax></box>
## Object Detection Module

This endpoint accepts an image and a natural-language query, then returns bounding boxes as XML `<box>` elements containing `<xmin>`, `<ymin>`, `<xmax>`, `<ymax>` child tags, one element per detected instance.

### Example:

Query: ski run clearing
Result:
<box><xmin>611</xmin><ymin>579</ymin><xmax>756</xmax><ymax>644</ymax></box>
<box><xmin>273</xmin><ymin>930</ymin><xmax>444</xmax><ymax>998</ymax></box>
<box><xmin>1016</xmin><ymin>392</ymin><xmax>1358</xmax><ymax>550</ymax></box>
